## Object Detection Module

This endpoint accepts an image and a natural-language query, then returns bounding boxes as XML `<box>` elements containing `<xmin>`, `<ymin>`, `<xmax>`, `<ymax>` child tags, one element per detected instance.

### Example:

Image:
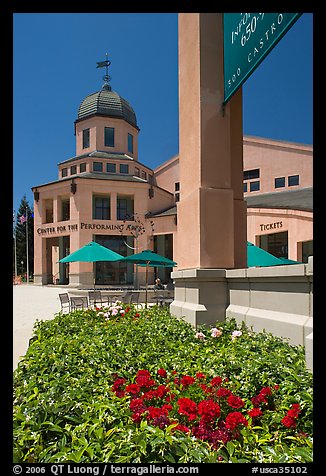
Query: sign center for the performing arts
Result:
<box><xmin>36</xmin><ymin>223</ymin><xmax>142</xmax><ymax>235</ymax></box>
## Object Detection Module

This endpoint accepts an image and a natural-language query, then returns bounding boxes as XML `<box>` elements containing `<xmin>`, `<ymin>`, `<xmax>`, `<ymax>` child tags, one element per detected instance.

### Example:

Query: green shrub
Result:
<box><xmin>13</xmin><ymin>305</ymin><xmax>313</xmax><ymax>463</ymax></box>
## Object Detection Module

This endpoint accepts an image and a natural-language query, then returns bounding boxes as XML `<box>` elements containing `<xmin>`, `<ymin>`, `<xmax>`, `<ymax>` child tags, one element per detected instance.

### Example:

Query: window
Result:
<box><xmin>244</xmin><ymin>169</ymin><xmax>260</xmax><ymax>180</ymax></box>
<box><xmin>175</xmin><ymin>193</ymin><xmax>180</xmax><ymax>202</ymax></box>
<box><xmin>107</xmin><ymin>163</ymin><xmax>116</xmax><ymax>173</ymax></box>
<box><xmin>44</xmin><ymin>200</ymin><xmax>54</xmax><ymax>224</ymax></box>
<box><xmin>70</xmin><ymin>165</ymin><xmax>77</xmax><ymax>175</ymax></box>
<box><xmin>243</xmin><ymin>182</ymin><xmax>248</xmax><ymax>193</ymax></box>
<box><xmin>93</xmin><ymin>196</ymin><xmax>110</xmax><ymax>220</ymax></box>
<box><xmin>250</xmin><ymin>181</ymin><xmax>260</xmax><ymax>192</ymax></box>
<box><xmin>259</xmin><ymin>231</ymin><xmax>288</xmax><ymax>259</ymax></box>
<box><xmin>120</xmin><ymin>164</ymin><xmax>129</xmax><ymax>174</ymax></box>
<box><xmin>93</xmin><ymin>162</ymin><xmax>103</xmax><ymax>172</ymax></box>
<box><xmin>82</xmin><ymin>129</ymin><xmax>90</xmax><ymax>149</ymax></box>
<box><xmin>61</xmin><ymin>199</ymin><xmax>70</xmax><ymax>221</ymax></box>
<box><xmin>288</xmin><ymin>175</ymin><xmax>299</xmax><ymax>187</ymax></box>
<box><xmin>135</xmin><ymin>167</ymin><xmax>140</xmax><ymax>177</ymax></box>
<box><xmin>61</xmin><ymin>168</ymin><xmax>68</xmax><ymax>178</ymax></box>
<box><xmin>141</xmin><ymin>170</ymin><xmax>147</xmax><ymax>180</ymax></box>
<box><xmin>175</xmin><ymin>182</ymin><xmax>180</xmax><ymax>191</ymax></box>
<box><xmin>117</xmin><ymin>195</ymin><xmax>134</xmax><ymax>220</ymax></box>
<box><xmin>79</xmin><ymin>163</ymin><xmax>86</xmax><ymax>173</ymax></box>
<box><xmin>128</xmin><ymin>133</ymin><xmax>133</xmax><ymax>153</ymax></box>
<box><xmin>104</xmin><ymin>127</ymin><xmax>114</xmax><ymax>147</ymax></box>
<box><xmin>275</xmin><ymin>177</ymin><xmax>285</xmax><ymax>188</ymax></box>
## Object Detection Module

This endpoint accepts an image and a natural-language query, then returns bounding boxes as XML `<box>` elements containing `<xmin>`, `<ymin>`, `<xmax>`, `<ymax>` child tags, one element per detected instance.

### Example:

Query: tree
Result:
<box><xmin>13</xmin><ymin>195</ymin><xmax>34</xmax><ymax>279</ymax></box>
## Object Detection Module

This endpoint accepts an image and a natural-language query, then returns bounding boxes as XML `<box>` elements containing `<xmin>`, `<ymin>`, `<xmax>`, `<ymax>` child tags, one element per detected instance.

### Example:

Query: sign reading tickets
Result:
<box><xmin>223</xmin><ymin>13</ymin><xmax>302</xmax><ymax>104</ymax></box>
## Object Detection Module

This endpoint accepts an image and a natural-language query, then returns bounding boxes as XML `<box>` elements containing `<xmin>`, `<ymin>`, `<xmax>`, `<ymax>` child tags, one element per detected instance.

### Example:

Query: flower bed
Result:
<box><xmin>13</xmin><ymin>304</ymin><xmax>313</xmax><ymax>463</ymax></box>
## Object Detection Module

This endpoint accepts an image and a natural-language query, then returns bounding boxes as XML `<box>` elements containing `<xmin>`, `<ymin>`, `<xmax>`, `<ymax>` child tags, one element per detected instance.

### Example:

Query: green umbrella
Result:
<box><xmin>247</xmin><ymin>242</ymin><xmax>285</xmax><ymax>267</ymax></box>
<box><xmin>121</xmin><ymin>249</ymin><xmax>177</xmax><ymax>306</ymax></box>
<box><xmin>58</xmin><ymin>241</ymin><xmax>124</xmax><ymax>289</ymax></box>
<box><xmin>277</xmin><ymin>257</ymin><xmax>302</xmax><ymax>265</ymax></box>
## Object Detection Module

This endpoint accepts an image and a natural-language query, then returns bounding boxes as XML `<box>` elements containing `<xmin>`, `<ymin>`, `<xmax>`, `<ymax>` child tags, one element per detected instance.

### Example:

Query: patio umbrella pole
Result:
<box><xmin>145</xmin><ymin>262</ymin><xmax>148</xmax><ymax>308</ymax></box>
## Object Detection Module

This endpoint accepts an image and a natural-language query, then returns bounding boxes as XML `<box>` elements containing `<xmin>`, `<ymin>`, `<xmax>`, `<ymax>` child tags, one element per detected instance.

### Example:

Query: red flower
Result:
<box><xmin>135</xmin><ymin>313</ymin><xmax>140</xmax><ymax>318</ymax></box>
<box><xmin>210</xmin><ymin>376</ymin><xmax>222</xmax><ymax>387</ymax></box>
<box><xmin>281</xmin><ymin>403</ymin><xmax>301</xmax><ymax>428</ymax></box>
<box><xmin>196</xmin><ymin>372</ymin><xmax>206</xmax><ymax>380</ymax></box>
<box><xmin>288</xmin><ymin>404</ymin><xmax>301</xmax><ymax>418</ymax></box>
<box><xmin>135</xmin><ymin>370</ymin><xmax>156</xmax><ymax>388</ymax></box>
<box><xmin>173</xmin><ymin>423</ymin><xmax>190</xmax><ymax>433</ymax></box>
<box><xmin>147</xmin><ymin>404</ymin><xmax>172</xmax><ymax>420</ymax></box>
<box><xmin>260</xmin><ymin>387</ymin><xmax>272</xmax><ymax>398</ymax></box>
<box><xmin>142</xmin><ymin>385</ymin><xmax>168</xmax><ymax>401</ymax></box>
<box><xmin>199</xmin><ymin>383</ymin><xmax>212</xmax><ymax>394</ymax></box>
<box><xmin>157</xmin><ymin>368</ymin><xmax>167</xmax><ymax>378</ymax></box>
<box><xmin>165</xmin><ymin>393</ymin><xmax>176</xmax><ymax>402</ymax></box>
<box><xmin>251</xmin><ymin>394</ymin><xmax>265</xmax><ymax>407</ymax></box>
<box><xmin>227</xmin><ymin>394</ymin><xmax>245</xmax><ymax>409</ymax></box>
<box><xmin>281</xmin><ymin>415</ymin><xmax>297</xmax><ymax>428</ymax></box>
<box><xmin>130</xmin><ymin>398</ymin><xmax>146</xmax><ymax>413</ymax></box>
<box><xmin>180</xmin><ymin>375</ymin><xmax>196</xmax><ymax>387</ymax></box>
<box><xmin>112</xmin><ymin>377</ymin><xmax>126</xmax><ymax>396</ymax></box>
<box><xmin>217</xmin><ymin>387</ymin><xmax>231</xmax><ymax>398</ymax></box>
<box><xmin>125</xmin><ymin>383</ymin><xmax>141</xmax><ymax>395</ymax></box>
<box><xmin>177</xmin><ymin>397</ymin><xmax>198</xmax><ymax>421</ymax></box>
<box><xmin>198</xmin><ymin>399</ymin><xmax>221</xmax><ymax>423</ymax></box>
<box><xmin>247</xmin><ymin>408</ymin><xmax>263</xmax><ymax>418</ymax></box>
<box><xmin>225</xmin><ymin>412</ymin><xmax>248</xmax><ymax>430</ymax></box>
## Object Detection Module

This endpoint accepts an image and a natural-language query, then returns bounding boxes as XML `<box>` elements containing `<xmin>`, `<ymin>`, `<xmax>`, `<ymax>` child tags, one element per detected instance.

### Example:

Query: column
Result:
<box><xmin>171</xmin><ymin>13</ymin><xmax>247</xmax><ymax>326</ymax></box>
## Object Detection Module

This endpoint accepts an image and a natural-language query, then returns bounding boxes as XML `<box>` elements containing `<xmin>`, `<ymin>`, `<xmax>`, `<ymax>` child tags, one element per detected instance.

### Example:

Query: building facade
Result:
<box><xmin>32</xmin><ymin>75</ymin><xmax>313</xmax><ymax>287</ymax></box>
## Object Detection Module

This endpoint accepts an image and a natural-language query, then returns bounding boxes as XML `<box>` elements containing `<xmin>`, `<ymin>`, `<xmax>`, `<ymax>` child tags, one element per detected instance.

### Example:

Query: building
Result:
<box><xmin>32</xmin><ymin>70</ymin><xmax>313</xmax><ymax>287</ymax></box>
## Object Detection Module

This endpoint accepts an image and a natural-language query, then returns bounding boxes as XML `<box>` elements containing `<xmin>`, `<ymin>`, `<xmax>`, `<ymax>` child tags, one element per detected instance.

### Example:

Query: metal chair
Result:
<box><xmin>70</xmin><ymin>296</ymin><xmax>89</xmax><ymax>311</ymax></box>
<box><xmin>121</xmin><ymin>291</ymin><xmax>133</xmax><ymax>304</ymax></box>
<box><xmin>88</xmin><ymin>291</ymin><xmax>110</xmax><ymax>308</ymax></box>
<box><xmin>59</xmin><ymin>293</ymin><xmax>71</xmax><ymax>313</ymax></box>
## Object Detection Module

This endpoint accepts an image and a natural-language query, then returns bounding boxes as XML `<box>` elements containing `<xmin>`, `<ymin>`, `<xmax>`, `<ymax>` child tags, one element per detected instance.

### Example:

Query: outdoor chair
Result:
<box><xmin>152</xmin><ymin>290</ymin><xmax>173</xmax><ymax>306</ymax></box>
<box><xmin>88</xmin><ymin>290</ymin><xmax>110</xmax><ymax>308</ymax></box>
<box><xmin>70</xmin><ymin>296</ymin><xmax>88</xmax><ymax>311</ymax></box>
<box><xmin>59</xmin><ymin>293</ymin><xmax>71</xmax><ymax>313</ymax></box>
<box><xmin>121</xmin><ymin>291</ymin><xmax>134</xmax><ymax>305</ymax></box>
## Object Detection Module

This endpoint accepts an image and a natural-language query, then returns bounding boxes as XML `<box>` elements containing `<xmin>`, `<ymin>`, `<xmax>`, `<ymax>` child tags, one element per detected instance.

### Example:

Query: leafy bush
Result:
<box><xmin>13</xmin><ymin>304</ymin><xmax>313</xmax><ymax>463</ymax></box>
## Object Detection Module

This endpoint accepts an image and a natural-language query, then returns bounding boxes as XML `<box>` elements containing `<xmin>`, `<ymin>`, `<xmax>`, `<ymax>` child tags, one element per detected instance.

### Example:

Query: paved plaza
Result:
<box><xmin>13</xmin><ymin>284</ymin><xmax>68</xmax><ymax>370</ymax></box>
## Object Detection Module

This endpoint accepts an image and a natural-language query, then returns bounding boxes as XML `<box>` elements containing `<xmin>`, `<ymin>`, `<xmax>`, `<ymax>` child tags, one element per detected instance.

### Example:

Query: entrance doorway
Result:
<box><xmin>94</xmin><ymin>235</ymin><xmax>134</xmax><ymax>285</ymax></box>
<box><xmin>45</xmin><ymin>235</ymin><xmax>70</xmax><ymax>284</ymax></box>
<box><xmin>154</xmin><ymin>234</ymin><xmax>174</xmax><ymax>284</ymax></box>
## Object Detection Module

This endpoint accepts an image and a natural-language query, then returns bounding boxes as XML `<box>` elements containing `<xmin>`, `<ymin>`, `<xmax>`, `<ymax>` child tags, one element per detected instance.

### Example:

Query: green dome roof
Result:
<box><xmin>77</xmin><ymin>87</ymin><xmax>138</xmax><ymax>129</ymax></box>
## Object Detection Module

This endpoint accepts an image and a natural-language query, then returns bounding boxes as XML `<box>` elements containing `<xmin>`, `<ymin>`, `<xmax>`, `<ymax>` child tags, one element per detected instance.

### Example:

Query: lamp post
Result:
<box><xmin>119</xmin><ymin>213</ymin><xmax>155</xmax><ymax>289</ymax></box>
<box><xmin>13</xmin><ymin>211</ymin><xmax>17</xmax><ymax>278</ymax></box>
<box><xmin>21</xmin><ymin>260</ymin><xmax>24</xmax><ymax>278</ymax></box>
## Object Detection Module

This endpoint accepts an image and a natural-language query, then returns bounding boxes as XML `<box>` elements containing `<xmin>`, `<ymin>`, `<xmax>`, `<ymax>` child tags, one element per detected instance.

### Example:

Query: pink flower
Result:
<box><xmin>111</xmin><ymin>308</ymin><xmax>119</xmax><ymax>316</ymax></box>
<box><xmin>195</xmin><ymin>331</ymin><xmax>205</xmax><ymax>341</ymax></box>
<box><xmin>211</xmin><ymin>327</ymin><xmax>222</xmax><ymax>338</ymax></box>
<box><xmin>231</xmin><ymin>330</ymin><xmax>242</xmax><ymax>340</ymax></box>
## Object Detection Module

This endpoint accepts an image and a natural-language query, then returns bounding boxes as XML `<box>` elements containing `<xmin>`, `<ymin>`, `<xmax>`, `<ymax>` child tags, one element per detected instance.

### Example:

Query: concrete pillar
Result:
<box><xmin>171</xmin><ymin>13</ymin><xmax>246</xmax><ymax>327</ymax></box>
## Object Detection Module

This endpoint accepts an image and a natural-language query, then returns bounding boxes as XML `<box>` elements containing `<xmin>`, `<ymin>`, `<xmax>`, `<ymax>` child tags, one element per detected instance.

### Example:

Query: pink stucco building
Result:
<box><xmin>32</xmin><ymin>70</ymin><xmax>312</xmax><ymax>287</ymax></box>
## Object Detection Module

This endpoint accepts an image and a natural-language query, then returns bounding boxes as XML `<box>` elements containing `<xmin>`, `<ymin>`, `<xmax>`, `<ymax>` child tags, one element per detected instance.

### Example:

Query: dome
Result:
<box><xmin>77</xmin><ymin>87</ymin><xmax>138</xmax><ymax>129</ymax></box>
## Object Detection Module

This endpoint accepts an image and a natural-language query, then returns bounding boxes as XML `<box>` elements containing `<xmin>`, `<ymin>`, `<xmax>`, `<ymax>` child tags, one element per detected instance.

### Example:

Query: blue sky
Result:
<box><xmin>13</xmin><ymin>13</ymin><xmax>313</xmax><ymax>214</ymax></box>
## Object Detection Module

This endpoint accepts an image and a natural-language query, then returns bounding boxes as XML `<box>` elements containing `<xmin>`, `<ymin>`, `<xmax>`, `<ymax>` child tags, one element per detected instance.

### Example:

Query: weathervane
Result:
<box><xmin>96</xmin><ymin>52</ymin><xmax>111</xmax><ymax>90</ymax></box>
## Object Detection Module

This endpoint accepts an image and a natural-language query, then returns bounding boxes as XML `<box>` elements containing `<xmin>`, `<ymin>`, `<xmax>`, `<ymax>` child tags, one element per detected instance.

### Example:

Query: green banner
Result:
<box><xmin>223</xmin><ymin>13</ymin><xmax>302</xmax><ymax>104</ymax></box>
